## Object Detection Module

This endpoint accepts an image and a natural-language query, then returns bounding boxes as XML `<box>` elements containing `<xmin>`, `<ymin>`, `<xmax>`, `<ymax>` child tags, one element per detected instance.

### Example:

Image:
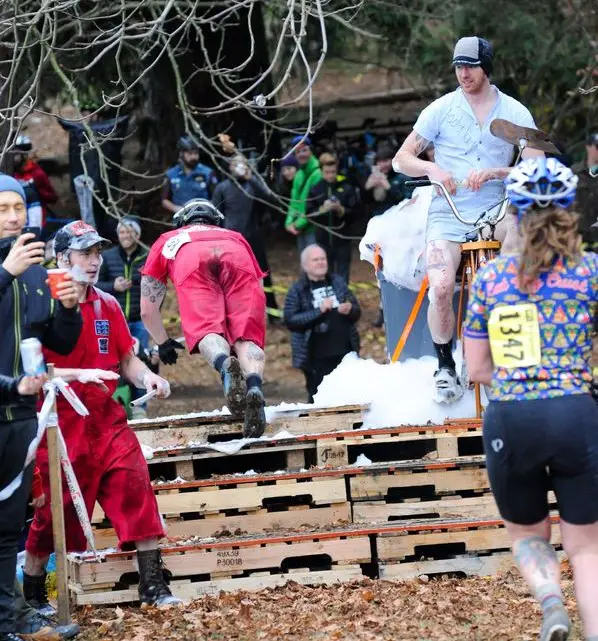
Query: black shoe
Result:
<box><xmin>22</xmin><ymin>572</ymin><xmax>55</xmax><ymax>618</ymax></box>
<box><xmin>18</xmin><ymin>612</ymin><xmax>80</xmax><ymax>639</ymax></box>
<box><xmin>221</xmin><ymin>356</ymin><xmax>247</xmax><ymax>418</ymax></box>
<box><xmin>244</xmin><ymin>387</ymin><xmax>266</xmax><ymax>438</ymax></box>
<box><xmin>0</xmin><ymin>634</ymin><xmax>23</xmax><ymax>640</ymax></box>
<box><xmin>372</xmin><ymin>309</ymin><xmax>384</xmax><ymax>328</ymax></box>
<box><xmin>137</xmin><ymin>549</ymin><xmax>182</xmax><ymax>607</ymax></box>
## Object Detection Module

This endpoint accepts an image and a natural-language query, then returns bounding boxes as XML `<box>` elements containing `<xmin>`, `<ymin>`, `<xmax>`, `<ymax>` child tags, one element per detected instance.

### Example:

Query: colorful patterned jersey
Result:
<box><xmin>463</xmin><ymin>252</ymin><xmax>597</xmax><ymax>401</ymax></box>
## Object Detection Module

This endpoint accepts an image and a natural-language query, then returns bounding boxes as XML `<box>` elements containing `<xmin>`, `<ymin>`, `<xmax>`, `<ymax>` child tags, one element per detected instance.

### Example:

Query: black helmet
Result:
<box><xmin>14</xmin><ymin>135</ymin><xmax>32</xmax><ymax>152</ymax></box>
<box><xmin>177</xmin><ymin>135</ymin><xmax>199</xmax><ymax>152</ymax></box>
<box><xmin>173</xmin><ymin>199</ymin><xmax>224</xmax><ymax>228</ymax></box>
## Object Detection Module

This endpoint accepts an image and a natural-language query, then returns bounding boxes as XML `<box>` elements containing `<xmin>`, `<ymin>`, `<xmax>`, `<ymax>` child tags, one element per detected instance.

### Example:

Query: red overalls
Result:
<box><xmin>143</xmin><ymin>224</ymin><xmax>267</xmax><ymax>352</ymax></box>
<box><xmin>26</xmin><ymin>287</ymin><xmax>164</xmax><ymax>555</ymax></box>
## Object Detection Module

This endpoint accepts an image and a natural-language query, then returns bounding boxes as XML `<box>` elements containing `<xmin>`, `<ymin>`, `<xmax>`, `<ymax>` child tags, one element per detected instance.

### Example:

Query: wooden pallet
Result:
<box><xmin>69</xmin><ymin>530</ymin><xmax>372</xmax><ymax>593</ymax></box>
<box><xmin>146</xmin><ymin>419</ymin><xmax>484</xmax><ymax>479</ymax></box>
<box><xmin>313</xmin><ymin>420</ymin><xmax>483</xmax><ymax>468</ymax></box>
<box><xmin>92</xmin><ymin>469</ymin><xmax>352</xmax><ymax>545</ymax></box>
<box><xmin>376</xmin><ymin>517</ymin><xmax>562</xmax><ymax>561</ymax></box>
<box><xmin>378</xmin><ymin>548</ymin><xmax>567</xmax><ymax>582</ymax></box>
<box><xmin>354</xmin><ymin>495</ymin><xmax>498</xmax><ymax>522</ymax></box>
<box><xmin>93</xmin><ymin>504</ymin><xmax>352</xmax><ymax>549</ymax></box>
<box><xmin>133</xmin><ymin>404</ymin><xmax>367</xmax><ymax>450</ymax></box>
<box><xmin>378</xmin><ymin>553</ymin><xmax>514</xmax><ymax>580</ymax></box>
<box><xmin>353</xmin><ymin>489</ymin><xmax>558</xmax><ymax>524</ymax></box>
<box><xmin>70</xmin><ymin>565</ymin><xmax>366</xmax><ymax>605</ymax></box>
<box><xmin>349</xmin><ymin>456</ymin><xmax>489</xmax><ymax>501</ymax></box>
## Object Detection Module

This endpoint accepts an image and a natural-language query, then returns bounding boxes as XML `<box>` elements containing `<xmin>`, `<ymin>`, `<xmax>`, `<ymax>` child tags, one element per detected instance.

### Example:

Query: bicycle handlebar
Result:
<box><xmin>404</xmin><ymin>178</ymin><xmax>508</xmax><ymax>228</ymax></box>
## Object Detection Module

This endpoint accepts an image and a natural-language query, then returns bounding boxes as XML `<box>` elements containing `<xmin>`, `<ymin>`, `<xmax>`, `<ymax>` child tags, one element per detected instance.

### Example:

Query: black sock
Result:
<box><xmin>433</xmin><ymin>341</ymin><xmax>455</xmax><ymax>370</ymax></box>
<box><xmin>246</xmin><ymin>374</ymin><xmax>262</xmax><ymax>391</ymax></box>
<box><xmin>213</xmin><ymin>353</ymin><xmax>228</xmax><ymax>376</ymax></box>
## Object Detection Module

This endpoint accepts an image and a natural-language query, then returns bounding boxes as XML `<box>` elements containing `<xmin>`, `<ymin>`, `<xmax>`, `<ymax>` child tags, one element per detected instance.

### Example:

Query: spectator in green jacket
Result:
<box><xmin>285</xmin><ymin>136</ymin><xmax>322</xmax><ymax>252</ymax></box>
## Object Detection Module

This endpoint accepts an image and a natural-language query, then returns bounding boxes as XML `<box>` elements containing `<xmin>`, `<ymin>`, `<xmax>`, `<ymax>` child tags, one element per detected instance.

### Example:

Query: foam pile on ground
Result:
<box><xmin>359</xmin><ymin>186</ymin><xmax>432</xmax><ymax>292</ymax></box>
<box><xmin>314</xmin><ymin>352</ymin><xmax>482</xmax><ymax>427</ymax></box>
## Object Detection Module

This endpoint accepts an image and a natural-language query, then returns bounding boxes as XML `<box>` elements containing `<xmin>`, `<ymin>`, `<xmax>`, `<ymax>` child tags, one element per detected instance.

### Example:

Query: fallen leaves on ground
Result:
<box><xmin>75</xmin><ymin>571</ymin><xmax>584</xmax><ymax>641</ymax></box>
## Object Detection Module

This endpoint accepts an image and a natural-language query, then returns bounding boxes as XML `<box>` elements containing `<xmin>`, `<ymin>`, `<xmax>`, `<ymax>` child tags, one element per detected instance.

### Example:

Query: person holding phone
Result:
<box><xmin>0</xmin><ymin>174</ymin><xmax>82</xmax><ymax>641</ymax></box>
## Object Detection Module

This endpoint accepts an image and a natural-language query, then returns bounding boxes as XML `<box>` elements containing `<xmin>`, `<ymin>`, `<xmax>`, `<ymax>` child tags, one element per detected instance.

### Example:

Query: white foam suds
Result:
<box><xmin>314</xmin><ymin>352</ymin><xmax>484</xmax><ymax>428</ymax></box>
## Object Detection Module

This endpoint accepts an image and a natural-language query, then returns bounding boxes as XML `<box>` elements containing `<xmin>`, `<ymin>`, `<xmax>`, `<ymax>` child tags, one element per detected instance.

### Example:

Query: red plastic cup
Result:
<box><xmin>47</xmin><ymin>268</ymin><xmax>69</xmax><ymax>299</ymax></box>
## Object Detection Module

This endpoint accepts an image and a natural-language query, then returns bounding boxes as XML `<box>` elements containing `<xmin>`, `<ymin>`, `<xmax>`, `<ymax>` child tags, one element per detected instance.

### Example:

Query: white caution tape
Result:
<box><xmin>130</xmin><ymin>388</ymin><xmax>158</xmax><ymax>407</ymax></box>
<box><xmin>0</xmin><ymin>378</ymin><xmax>98</xmax><ymax>557</ymax></box>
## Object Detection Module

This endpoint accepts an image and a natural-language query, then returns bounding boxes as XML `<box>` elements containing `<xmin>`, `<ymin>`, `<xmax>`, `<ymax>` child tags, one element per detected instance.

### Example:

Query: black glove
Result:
<box><xmin>158</xmin><ymin>338</ymin><xmax>185</xmax><ymax>365</ymax></box>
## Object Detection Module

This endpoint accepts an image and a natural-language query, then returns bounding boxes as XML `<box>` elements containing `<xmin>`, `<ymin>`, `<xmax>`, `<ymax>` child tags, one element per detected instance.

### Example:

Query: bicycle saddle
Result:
<box><xmin>490</xmin><ymin>118</ymin><xmax>559</xmax><ymax>153</ymax></box>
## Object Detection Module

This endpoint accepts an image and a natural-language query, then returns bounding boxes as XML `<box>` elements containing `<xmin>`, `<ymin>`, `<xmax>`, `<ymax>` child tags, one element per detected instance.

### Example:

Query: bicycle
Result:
<box><xmin>389</xmin><ymin>118</ymin><xmax>558</xmax><ymax>418</ymax></box>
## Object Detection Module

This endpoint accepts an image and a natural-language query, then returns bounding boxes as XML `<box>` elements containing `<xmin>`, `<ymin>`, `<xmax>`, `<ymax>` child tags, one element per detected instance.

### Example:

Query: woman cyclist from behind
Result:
<box><xmin>464</xmin><ymin>157</ymin><xmax>598</xmax><ymax>641</ymax></box>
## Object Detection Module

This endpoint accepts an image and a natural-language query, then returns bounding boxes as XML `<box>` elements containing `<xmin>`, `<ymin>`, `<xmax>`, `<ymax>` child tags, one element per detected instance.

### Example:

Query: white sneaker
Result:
<box><xmin>434</xmin><ymin>367</ymin><xmax>464</xmax><ymax>404</ymax></box>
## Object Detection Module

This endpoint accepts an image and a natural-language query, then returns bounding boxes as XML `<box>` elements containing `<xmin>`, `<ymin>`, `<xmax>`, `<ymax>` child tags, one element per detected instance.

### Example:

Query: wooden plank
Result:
<box><xmin>71</xmin><ymin>566</ymin><xmax>365</xmax><ymax>605</ymax></box>
<box><xmin>174</xmin><ymin>460</ymin><xmax>195</xmax><ymax>481</ymax></box>
<box><xmin>71</xmin><ymin>536</ymin><xmax>372</xmax><ymax>588</ymax></box>
<box><xmin>353</xmin><ymin>495</ymin><xmax>499</xmax><ymax>522</ymax></box>
<box><xmin>377</xmin><ymin>521</ymin><xmax>562</xmax><ymax>560</ymax></box>
<box><xmin>349</xmin><ymin>467</ymin><xmax>489</xmax><ymax>500</ymax></box>
<box><xmin>316</xmin><ymin>443</ymin><xmax>349</xmax><ymax>467</ymax></box>
<box><xmin>286</xmin><ymin>449</ymin><xmax>306</xmax><ymax>469</ymax></box>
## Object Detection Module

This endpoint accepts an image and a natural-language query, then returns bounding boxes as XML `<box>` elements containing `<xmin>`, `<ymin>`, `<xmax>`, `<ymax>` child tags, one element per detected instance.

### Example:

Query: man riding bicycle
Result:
<box><xmin>393</xmin><ymin>35</ymin><xmax>544</xmax><ymax>403</ymax></box>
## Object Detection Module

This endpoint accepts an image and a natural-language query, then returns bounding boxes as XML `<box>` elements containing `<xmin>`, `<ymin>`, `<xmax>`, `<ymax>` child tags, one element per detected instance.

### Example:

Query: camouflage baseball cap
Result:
<box><xmin>53</xmin><ymin>221</ymin><xmax>111</xmax><ymax>256</ymax></box>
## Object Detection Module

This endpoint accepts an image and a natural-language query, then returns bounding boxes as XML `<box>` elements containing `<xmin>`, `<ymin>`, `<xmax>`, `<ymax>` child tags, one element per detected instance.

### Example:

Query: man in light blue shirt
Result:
<box><xmin>394</xmin><ymin>36</ymin><xmax>543</xmax><ymax>403</ymax></box>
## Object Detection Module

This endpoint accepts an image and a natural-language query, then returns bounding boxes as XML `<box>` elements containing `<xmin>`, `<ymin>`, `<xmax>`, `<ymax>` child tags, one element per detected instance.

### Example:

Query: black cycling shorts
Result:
<box><xmin>483</xmin><ymin>394</ymin><xmax>598</xmax><ymax>526</ymax></box>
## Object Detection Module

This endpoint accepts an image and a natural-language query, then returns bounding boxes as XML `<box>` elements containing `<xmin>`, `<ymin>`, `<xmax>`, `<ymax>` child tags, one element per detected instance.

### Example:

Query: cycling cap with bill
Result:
<box><xmin>452</xmin><ymin>36</ymin><xmax>494</xmax><ymax>76</ymax></box>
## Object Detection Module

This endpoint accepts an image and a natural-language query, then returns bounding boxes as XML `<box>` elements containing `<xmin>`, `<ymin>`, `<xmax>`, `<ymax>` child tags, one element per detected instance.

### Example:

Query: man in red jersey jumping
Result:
<box><xmin>141</xmin><ymin>199</ymin><xmax>268</xmax><ymax>438</ymax></box>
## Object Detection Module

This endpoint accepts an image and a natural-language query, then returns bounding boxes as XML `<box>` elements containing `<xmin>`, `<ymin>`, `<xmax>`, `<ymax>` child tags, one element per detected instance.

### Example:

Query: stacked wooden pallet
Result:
<box><xmin>68</xmin><ymin>405</ymin><xmax>553</xmax><ymax>605</ymax></box>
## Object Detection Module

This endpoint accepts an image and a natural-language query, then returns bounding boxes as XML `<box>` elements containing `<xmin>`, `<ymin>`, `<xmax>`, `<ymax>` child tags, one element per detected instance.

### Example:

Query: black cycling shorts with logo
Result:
<box><xmin>483</xmin><ymin>394</ymin><xmax>598</xmax><ymax>526</ymax></box>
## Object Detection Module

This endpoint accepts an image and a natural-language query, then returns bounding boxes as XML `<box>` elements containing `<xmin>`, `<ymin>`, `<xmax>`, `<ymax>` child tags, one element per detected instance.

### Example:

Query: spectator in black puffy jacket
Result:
<box><xmin>97</xmin><ymin>217</ymin><xmax>148</xmax><ymax>350</ymax></box>
<box><xmin>283</xmin><ymin>244</ymin><xmax>360</xmax><ymax>402</ymax></box>
<box><xmin>306</xmin><ymin>153</ymin><xmax>359</xmax><ymax>283</ymax></box>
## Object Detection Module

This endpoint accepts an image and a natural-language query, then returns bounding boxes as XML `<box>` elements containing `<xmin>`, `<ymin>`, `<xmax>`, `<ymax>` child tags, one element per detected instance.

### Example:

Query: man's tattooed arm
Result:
<box><xmin>141</xmin><ymin>275</ymin><xmax>167</xmax><ymax>305</ymax></box>
<box><xmin>413</xmin><ymin>133</ymin><xmax>431</xmax><ymax>156</ymax></box>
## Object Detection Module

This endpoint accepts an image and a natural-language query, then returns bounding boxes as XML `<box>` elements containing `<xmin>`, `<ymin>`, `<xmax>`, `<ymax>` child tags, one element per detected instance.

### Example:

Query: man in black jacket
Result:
<box><xmin>212</xmin><ymin>156</ymin><xmax>279</xmax><ymax>319</ymax></box>
<box><xmin>0</xmin><ymin>175</ymin><xmax>82</xmax><ymax>641</ymax></box>
<box><xmin>97</xmin><ymin>217</ymin><xmax>148</xmax><ymax>348</ymax></box>
<box><xmin>283</xmin><ymin>244</ymin><xmax>360</xmax><ymax>402</ymax></box>
<box><xmin>306</xmin><ymin>153</ymin><xmax>358</xmax><ymax>284</ymax></box>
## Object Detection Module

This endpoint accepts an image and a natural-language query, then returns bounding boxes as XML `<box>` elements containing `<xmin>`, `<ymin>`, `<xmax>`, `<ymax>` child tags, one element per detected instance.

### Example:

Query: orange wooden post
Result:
<box><xmin>390</xmin><ymin>276</ymin><xmax>429</xmax><ymax>364</ymax></box>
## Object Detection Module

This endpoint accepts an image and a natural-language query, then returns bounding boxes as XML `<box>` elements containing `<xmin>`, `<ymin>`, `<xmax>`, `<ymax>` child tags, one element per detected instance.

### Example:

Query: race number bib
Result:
<box><xmin>488</xmin><ymin>303</ymin><xmax>542</xmax><ymax>368</ymax></box>
<box><xmin>162</xmin><ymin>231</ymin><xmax>191</xmax><ymax>259</ymax></box>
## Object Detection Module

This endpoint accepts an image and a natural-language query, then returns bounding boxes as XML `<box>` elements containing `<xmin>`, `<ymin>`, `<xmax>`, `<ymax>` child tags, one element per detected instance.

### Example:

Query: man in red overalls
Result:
<box><xmin>23</xmin><ymin>221</ymin><xmax>181</xmax><ymax>612</ymax></box>
<box><xmin>141</xmin><ymin>199</ymin><xmax>268</xmax><ymax>437</ymax></box>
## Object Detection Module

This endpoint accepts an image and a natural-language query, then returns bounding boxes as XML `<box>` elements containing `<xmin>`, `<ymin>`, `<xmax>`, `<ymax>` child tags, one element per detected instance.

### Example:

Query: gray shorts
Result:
<box><xmin>426</xmin><ymin>188</ymin><xmax>506</xmax><ymax>243</ymax></box>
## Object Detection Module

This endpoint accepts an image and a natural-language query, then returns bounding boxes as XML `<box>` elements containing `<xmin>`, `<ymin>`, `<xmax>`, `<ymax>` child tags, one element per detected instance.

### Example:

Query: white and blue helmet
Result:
<box><xmin>505</xmin><ymin>157</ymin><xmax>578</xmax><ymax>215</ymax></box>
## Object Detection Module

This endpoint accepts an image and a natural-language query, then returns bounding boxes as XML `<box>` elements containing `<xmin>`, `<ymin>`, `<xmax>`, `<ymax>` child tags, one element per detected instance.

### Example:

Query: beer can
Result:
<box><xmin>20</xmin><ymin>338</ymin><xmax>46</xmax><ymax>376</ymax></box>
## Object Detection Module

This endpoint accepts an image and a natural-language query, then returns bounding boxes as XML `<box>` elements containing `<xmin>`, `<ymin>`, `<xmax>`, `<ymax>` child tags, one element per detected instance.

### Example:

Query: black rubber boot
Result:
<box><xmin>22</xmin><ymin>572</ymin><xmax>55</xmax><ymax>618</ymax></box>
<box><xmin>137</xmin><ymin>549</ymin><xmax>182</xmax><ymax>607</ymax></box>
<box><xmin>244</xmin><ymin>387</ymin><xmax>266</xmax><ymax>439</ymax></box>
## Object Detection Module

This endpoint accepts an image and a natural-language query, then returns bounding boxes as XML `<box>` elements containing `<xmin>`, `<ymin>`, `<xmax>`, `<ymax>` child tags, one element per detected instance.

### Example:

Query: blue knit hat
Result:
<box><xmin>0</xmin><ymin>174</ymin><xmax>26</xmax><ymax>204</ymax></box>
